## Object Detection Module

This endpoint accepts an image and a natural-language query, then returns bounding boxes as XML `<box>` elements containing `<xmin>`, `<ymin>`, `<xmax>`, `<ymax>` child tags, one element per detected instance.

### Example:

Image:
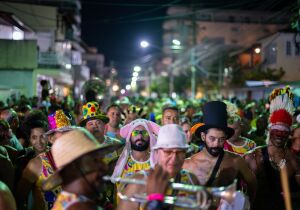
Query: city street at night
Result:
<box><xmin>0</xmin><ymin>1</ymin><xmax>300</xmax><ymax>210</ymax></box>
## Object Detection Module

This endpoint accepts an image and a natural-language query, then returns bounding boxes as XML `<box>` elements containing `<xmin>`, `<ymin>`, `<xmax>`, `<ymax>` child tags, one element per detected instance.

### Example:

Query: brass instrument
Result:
<box><xmin>103</xmin><ymin>176</ymin><xmax>240</xmax><ymax>209</ymax></box>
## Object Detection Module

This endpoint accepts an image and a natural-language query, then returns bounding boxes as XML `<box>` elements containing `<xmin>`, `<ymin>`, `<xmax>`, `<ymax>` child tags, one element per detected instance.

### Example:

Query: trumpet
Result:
<box><xmin>103</xmin><ymin>176</ymin><xmax>239</xmax><ymax>209</ymax></box>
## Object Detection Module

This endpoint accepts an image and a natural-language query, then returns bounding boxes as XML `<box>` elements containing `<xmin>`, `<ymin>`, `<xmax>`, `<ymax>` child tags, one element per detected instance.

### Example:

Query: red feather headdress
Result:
<box><xmin>269</xmin><ymin>86</ymin><xmax>294</xmax><ymax>127</ymax></box>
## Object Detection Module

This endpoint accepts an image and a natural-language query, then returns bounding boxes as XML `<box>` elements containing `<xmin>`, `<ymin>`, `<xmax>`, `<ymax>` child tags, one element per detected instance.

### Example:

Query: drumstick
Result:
<box><xmin>280</xmin><ymin>165</ymin><xmax>292</xmax><ymax>210</ymax></box>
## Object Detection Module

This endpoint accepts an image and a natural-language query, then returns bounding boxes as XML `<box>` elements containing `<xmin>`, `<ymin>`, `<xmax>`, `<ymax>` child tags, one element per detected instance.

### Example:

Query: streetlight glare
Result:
<box><xmin>133</xmin><ymin>66</ymin><xmax>141</xmax><ymax>72</ymax></box>
<box><xmin>120</xmin><ymin>89</ymin><xmax>125</xmax><ymax>94</ymax></box>
<box><xmin>254</xmin><ymin>47</ymin><xmax>261</xmax><ymax>54</ymax></box>
<box><xmin>131</xmin><ymin>81</ymin><xmax>137</xmax><ymax>88</ymax></box>
<box><xmin>133</xmin><ymin>72</ymin><xmax>139</xmax><ymax>77</ymax></box>
<box><xmin>172</xmin><ymin>39</ymin><xmax>181</xmax><ymax>46</ymax></box>
<box><xmin>112</xmin><ymin>84</ymin><xmax>119</xmax><ymax>92</ymax></box>
<box><xmin>126</xmin><ymin>84</ymin><xmax>131</xmax><ymax>90</ymax></box>
<box><xmin>140</xmin><ymin>40</ymin><xmax>149</xmax><ymax>48</ymax></box>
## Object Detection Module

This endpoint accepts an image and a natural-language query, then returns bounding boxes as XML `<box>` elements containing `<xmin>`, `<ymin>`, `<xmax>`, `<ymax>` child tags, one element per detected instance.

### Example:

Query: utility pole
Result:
<box><xmin>191</xmin><ymin>0</ymin><xmax>197</xmax><ymax>99</ymax></box>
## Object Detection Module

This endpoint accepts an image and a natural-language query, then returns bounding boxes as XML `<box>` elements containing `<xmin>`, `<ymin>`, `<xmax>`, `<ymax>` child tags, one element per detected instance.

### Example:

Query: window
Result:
<box><xmin>264</xmin><ymin>42</ymin><xmax>277</xmax><ymax>64</ymax></box>
<box><xmin>286</xmin><ymin>41</ymin><xmax>291</xmax><ymax>56</ymax></box>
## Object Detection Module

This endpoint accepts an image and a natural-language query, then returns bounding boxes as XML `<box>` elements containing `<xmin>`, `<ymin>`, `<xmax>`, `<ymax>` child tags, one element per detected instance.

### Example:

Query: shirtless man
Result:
<box><xmin>183</xmin><ymin>101</ymin><xmax>257</xmax><ymax>206</ymax></box>
<box><xmin>244</xmin><ymin>87</ymin><xmax>300</xmax><ymax>210</ymax></box>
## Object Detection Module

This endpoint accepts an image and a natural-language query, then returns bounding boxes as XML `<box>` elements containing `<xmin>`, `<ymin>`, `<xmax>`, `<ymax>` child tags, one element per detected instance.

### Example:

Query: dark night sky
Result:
<box><xmin>81</xmin><ymin>0</ymin><xmax>173</xmax><ymax>82</ymax></box>
<box><xmin>81</xmin><ymin>0</ymin><xmax>296</xmax><ymax>83</ymax></box>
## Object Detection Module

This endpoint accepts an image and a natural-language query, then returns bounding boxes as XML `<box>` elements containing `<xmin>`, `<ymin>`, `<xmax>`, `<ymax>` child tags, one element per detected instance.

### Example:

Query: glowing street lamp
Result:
<box><xmin>172</xmin><ymin>39</ymin><xmax>181</xmax><ymax>46</ymax></box>
<box><xmin>133</xmin><ymin>72</ymin><xmax>139</xmax><ymax>77</ymax></box>
<box><xmin>112</xmin><ymin>84</ymin><xmax>119</xmax><ymax>92</ymax></box>
<box><xmin>254</xmin><ymin>47</ymin><xmax>261</xmax><ymax>54</ymax></box>
<box><xmin>133</xmin><ymin>65</ymin><xmax>141</xmax><ymax>72</ymax></box>
<box><xmin>140</xmin><ymin>40</ymin><xmax>149</xmax><ymax>48</ymax></box>
<box><xmin>126</xmin><ymin>84</ymin><xmax>131</xmax><ymax>90</ymax></box>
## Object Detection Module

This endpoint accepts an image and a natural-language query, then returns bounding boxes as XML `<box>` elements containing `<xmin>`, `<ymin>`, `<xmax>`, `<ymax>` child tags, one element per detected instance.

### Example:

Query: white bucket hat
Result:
<box><xmin>152</xmin><ymin>124</ymin><xmax>189</xmax><ymax>150</ymax></box>
<box><xmin>150</xmin><ymin>124</ymin><xmax>189</xmax><ymax>168</ymax></box>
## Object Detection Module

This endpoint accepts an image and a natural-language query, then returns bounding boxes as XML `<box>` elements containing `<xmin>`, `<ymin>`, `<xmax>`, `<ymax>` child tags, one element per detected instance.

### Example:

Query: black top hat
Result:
<box><xmin>195</xmin><ymin>101</ymin><xmax>234</xmax><ymax>139</ymax></box>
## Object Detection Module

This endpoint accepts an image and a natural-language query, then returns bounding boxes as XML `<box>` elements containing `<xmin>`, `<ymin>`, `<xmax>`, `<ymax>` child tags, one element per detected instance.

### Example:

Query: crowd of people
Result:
<box><xmin>0</xmin><ymin>85</ymin><xmax>299</xmax><ymax>210</ymax></box>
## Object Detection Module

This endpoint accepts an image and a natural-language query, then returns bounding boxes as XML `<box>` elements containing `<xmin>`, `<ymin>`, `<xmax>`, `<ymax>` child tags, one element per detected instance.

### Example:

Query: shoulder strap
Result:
<box><xmin>45</xmin><ymin>151</ymin><xmax>57</xmax><ymax>170</ymax></box>
<box><xmin>205</xmin><ymin>151</ymin><xmax>224</xmax><ymax>186</ymax></box>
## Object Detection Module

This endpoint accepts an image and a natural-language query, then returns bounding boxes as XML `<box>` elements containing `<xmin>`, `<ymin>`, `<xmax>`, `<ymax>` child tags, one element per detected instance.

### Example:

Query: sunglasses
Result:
<box><xmin>131</xmin><ymin>130</ymin><xmax>149</xmax><ymax>137</ymax></box>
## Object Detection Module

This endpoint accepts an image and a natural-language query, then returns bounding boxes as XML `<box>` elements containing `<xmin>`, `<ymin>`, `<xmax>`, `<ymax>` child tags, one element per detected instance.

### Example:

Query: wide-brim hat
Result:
<box><xmin>152</xmin><ymin>124</ymin><xmax>189</xmax><ymax>150</ymax></box>
<box><xmin>42</xmin><ymin>127</ymin><xmax>122</xmax><ymax>191</ymax></box>
<box><xmin>194</xmin><ymin>101</ymin><xmax>234</xmax><ymax>139</ymax></box>
<box><xmin>79</xmin><ymin>101</ymin><xmax>109</xmax><ymax>127</ymax></box>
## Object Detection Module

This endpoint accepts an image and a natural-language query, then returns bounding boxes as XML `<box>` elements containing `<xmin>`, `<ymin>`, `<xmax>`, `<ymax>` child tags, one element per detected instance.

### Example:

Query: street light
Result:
<box><xmin>133</xmin><ymin>72</ymin><xmax>139</xmax><ymax>77</ymax></box>
<box><xmin>172</xmin><ymin>39</ymin><xmax>181</xmax><ymax>46</ymax></box>
<box><xmin>254</xmin><ymin>47</ymin><xmax>261</xmax><ymax>54</ymax></box>
<box><xmin>140</xmin><ymin>40</ymin><xmax>149</xmax><ymax>48</ymax></box>
<box><xmin>134</xmin><ymin>65</ymin><xmax>142</xmax><ymax>72</ymax></box>
<box><xmin>126</xmin><ymin>84</ymin><xmax>131</xmax><ymax>90</ymax></box>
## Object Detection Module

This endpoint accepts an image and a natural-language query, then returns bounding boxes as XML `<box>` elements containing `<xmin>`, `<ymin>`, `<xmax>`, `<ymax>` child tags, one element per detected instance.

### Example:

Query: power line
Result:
<box><xmin>100</xmin><ymin>0</ymin><xmax>182</xmax><ymax>23</ymax></box>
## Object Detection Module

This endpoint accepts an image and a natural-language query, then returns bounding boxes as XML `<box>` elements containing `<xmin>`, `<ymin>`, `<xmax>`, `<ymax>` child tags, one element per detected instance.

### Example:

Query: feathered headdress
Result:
<box><xmin>223</xmin><ymin>100</ymin><xmax>241</xmax><ymax>124</ymax></box>
<box><xmin>269</xmin><ymin>86</ymin><xmax>294</xmax><ymax>127</ymax></box>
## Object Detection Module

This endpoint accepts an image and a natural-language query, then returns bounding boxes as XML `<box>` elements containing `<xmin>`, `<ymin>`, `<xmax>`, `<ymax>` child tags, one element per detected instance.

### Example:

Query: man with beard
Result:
<box><xmin>111</xmin><ymin>119</ymin><xmax>160</xmax><ymax>195</ymax></box>
<box><xmin>183</xmin><ymin>101</ymin><xmax>257</xmax><ymax>208</ymax></box>
<box><xmin>244</xmin><ymin>87</ymin><xmax>300</xmax><ymax>210</ymax></box>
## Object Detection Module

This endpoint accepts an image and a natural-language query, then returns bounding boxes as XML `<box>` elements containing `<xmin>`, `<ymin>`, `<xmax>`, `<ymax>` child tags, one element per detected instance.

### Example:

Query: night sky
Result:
<box><xmin>81</xmin><ymin>0</ymin><xmax>171</xmax><ymax>81</ymax></box>
<box><xmin>81</xmin><ymin>0</ymin><xmax>296</xmax><ymax>83</ymax></box>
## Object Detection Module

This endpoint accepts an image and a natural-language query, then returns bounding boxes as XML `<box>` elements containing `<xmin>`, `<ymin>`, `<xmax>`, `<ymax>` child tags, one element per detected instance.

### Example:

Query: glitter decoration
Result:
<box><xmin>54</xmin><ymin>110</ymin><xmax>71</xmax><ymax>129</ymax></box>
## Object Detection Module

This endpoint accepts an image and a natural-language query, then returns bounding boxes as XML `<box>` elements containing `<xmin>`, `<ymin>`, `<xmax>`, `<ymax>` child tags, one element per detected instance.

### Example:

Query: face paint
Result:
<box><xmin>269</xmin><ymin>129</ymin><xmax>290</xmax><ymax>148</ymax></box>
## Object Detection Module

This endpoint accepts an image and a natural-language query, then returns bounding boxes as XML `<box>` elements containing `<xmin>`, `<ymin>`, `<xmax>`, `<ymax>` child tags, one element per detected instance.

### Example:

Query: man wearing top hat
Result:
<box><xmin>183</xmin><ymin>101</ymin><xmax>257</xmax><ymax>206</ymax></box>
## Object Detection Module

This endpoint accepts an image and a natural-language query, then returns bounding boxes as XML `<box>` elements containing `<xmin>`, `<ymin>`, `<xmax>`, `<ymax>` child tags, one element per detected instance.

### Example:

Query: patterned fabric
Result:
<box><xmin>48</xmin><ymin>110</ymin><xmax>71</xmax><ymax>130</ymax></box>
<box><xmin>117</xmin><ymin>155</ymin><xmax>151</xmax><ymax>191</ymax></box>
<box><xmin>102</xmin><ymin>135</ymin><xmax>124</xmax><ymax>164</ymax></box>
<box><xmin>166</xmin><ymin>170</ymin><xmax>196</xmax><ymax>196</ymax></box>
<box><xmin>52</xmin><ymin>191</ymin><xmax>103</xmax><ymax>210</ymax></box>
<box><xmin>81</xmin><ymin>101</ymin><xmax>108</xmax><ymax>123</ymax></box>
<box><xmin>33</xmin><ymin>152</ymin><xmax>61</xmax><ymax>210</ymax></box>
<box><xmin>115</xmin><ymin>154</ymin><xmax>151</xmax><ymax>206</ymax></box>
<box><xmin>224</xmin><ymin>137</ymin><xmax>256</xmax><ymax>155</ymax></box>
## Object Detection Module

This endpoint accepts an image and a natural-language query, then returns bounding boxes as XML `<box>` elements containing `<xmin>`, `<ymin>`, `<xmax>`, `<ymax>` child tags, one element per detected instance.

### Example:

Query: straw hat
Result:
<box><xmin>45</xmin><ymin>109</ymin><xmax>73</xmax><ymax>136</ymax></box>
<box><xmin>79</xmin><ymin>101</ymin><xmax>109</xmax><ymax>127</ymax></box>
<box><xmin>42</xmin><ymin>127</ymin><xmax>122</xmax><ymax>191</ymax></box>
<box><xmin>152</xmin><ymin>124</ymin><xmax>189</xmax><ymax>150</ymax></box>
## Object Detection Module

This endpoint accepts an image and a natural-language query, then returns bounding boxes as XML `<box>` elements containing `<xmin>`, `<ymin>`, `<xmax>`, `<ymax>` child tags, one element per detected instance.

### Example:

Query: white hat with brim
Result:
<box><xmin>42</xmin><ymin>127</ymin><xmax>123</xmax><ymax>191</ymax></box>
<box><xmin>152</xmin><ymin>124</ymin><xmax>189</xmax><ymax>150</ymax></box>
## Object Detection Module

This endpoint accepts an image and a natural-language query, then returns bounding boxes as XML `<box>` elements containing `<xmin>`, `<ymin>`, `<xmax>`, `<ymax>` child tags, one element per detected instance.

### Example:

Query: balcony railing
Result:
<box><xmin>38</xmin><ymin>51</ymin><xmax>71</xmax><ymax>67</ymax></box>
